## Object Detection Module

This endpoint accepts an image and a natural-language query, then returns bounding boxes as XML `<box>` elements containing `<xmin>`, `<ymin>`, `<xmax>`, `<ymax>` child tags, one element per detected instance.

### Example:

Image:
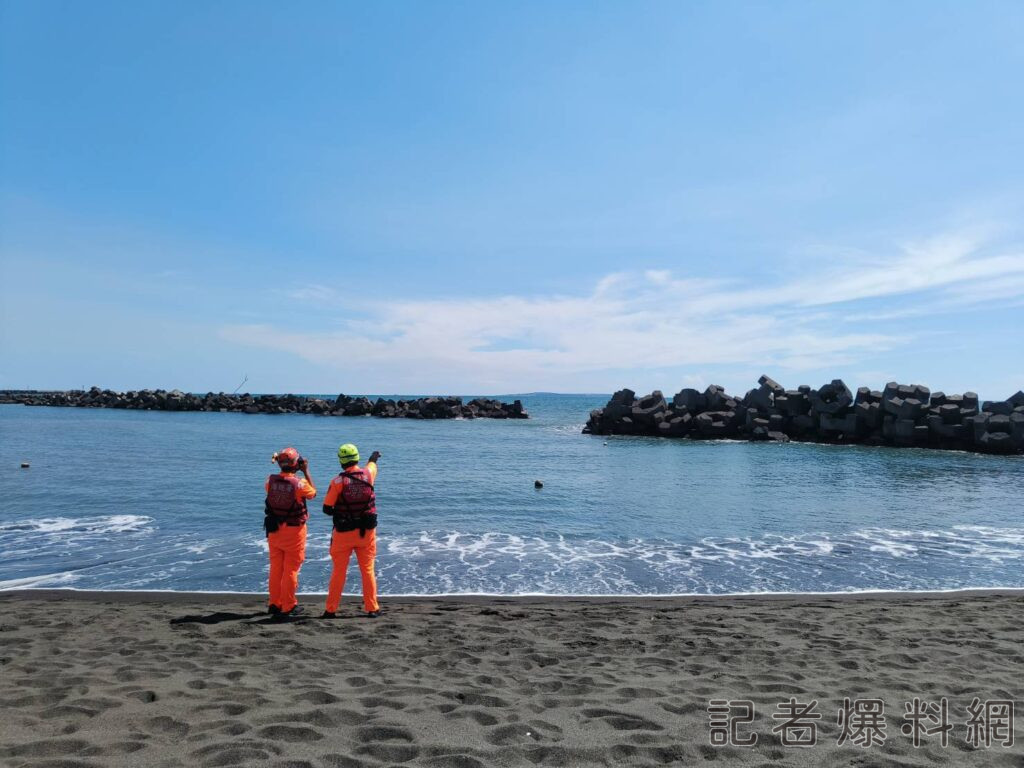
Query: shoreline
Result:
<box><xmin>5</xmin><ymin>586</ymin><xmax>1024</xmax><ymax>604</ymax></box>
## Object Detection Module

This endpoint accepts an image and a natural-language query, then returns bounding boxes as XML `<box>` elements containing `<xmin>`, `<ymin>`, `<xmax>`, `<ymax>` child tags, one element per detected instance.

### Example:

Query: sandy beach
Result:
<box><xmin>1</xmin><ymin>589</ymin><xmax>1021</xmax><ymax>767</ymax></box>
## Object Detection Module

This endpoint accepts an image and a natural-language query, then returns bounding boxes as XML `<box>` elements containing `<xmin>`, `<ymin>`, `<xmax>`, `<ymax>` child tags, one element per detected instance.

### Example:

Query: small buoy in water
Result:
<box><xmin>534</xmin><ymin>480</ymin><xmax>543</xmax><ymax>489</ymax></box>
<box><xmin>603</xmin><ymin>441</ymin><xmax>608</xmax><ymax>446</ymax></box>
<box><xmin>21</xmin><ymin>462</ymin><xmax>30</xmax><ymax>469</ymax></box>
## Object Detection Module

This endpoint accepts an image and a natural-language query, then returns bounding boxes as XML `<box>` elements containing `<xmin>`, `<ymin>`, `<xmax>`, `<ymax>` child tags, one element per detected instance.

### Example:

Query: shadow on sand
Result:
<box><xmin>169</xmin><ymin>611</ymin><xmax>266</xmax><ymax>625</ymax></box>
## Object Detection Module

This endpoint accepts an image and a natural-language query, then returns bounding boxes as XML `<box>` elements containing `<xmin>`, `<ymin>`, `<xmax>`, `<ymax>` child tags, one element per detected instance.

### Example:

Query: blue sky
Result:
<box><xmin>1</xmin><ymin>2</ymin><xmax>1023</xmax><ymax>398</ymax></box>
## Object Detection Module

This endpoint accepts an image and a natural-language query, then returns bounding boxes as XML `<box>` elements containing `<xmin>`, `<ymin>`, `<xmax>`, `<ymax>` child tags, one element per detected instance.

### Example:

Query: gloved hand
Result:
<box><xmin>369</xmin><ymin>451</ymin><xmax>382</xmax><ymax>463</ymax></box>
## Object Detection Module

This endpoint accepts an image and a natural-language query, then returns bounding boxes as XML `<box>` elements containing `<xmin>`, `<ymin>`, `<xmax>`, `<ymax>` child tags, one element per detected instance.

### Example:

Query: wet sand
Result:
<box><xmin>0</xmin><ymin>589</ymin><xmax>1022</xmax><ymax>767</ymax></box>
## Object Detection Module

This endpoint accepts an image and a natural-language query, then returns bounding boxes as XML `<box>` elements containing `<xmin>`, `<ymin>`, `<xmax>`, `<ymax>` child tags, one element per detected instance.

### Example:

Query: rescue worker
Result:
<box><xmin>264</xmin><ymin>447</ymin><xmax>316</xmax><ymax>617</ymax></box>
<box><xmin>322</xmin><ymin>443</ymin><xmax>382</xmax><ymax>618</ymax></box>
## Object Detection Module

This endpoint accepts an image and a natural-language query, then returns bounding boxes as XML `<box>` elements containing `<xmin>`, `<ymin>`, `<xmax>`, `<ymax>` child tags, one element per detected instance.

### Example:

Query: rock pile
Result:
<box><xmin>0</xmin><ymin>388</ymin><xmax>528</xmax><ymax>420</ymax></box>
<box><xmin>583</xmin><ymin>375</ymin><xmax>1024</xmax><ymax>455</ymax></box>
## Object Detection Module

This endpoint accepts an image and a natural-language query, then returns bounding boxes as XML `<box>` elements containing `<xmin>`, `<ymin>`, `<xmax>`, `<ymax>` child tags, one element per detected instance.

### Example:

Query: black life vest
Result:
<box><xmin>265</xmin><ymin>473</ymin><xmax>309</xmax><ymax>525</ymax></box>
<box><xmin>331</xmin><ymin>467</ymin><xmax>377</xmax><ymax>536</ymax></box>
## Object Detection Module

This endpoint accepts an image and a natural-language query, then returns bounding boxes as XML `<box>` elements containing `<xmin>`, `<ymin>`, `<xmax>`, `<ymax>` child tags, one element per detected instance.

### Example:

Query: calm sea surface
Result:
<box><xmin>1</xmin><ymin>395</ymin><xmax>1022</xmax><ymax>595</ymax></box>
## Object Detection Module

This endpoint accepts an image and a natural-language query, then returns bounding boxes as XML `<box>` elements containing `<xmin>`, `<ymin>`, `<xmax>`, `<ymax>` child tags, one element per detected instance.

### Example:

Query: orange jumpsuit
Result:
<box><xmin>264</xmin><ymin>472</ymin><xmax>316</xmax><ymax>612</ymax></box>
<box><xmin>324</xmin><ymin>461</ymin><xmax>379</xmax><ymax>613</ymax></box>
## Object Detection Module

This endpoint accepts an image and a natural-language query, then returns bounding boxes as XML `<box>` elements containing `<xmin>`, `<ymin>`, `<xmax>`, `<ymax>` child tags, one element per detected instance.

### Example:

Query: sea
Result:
<box><xmin>1</xmin><ymin>394</ymin><xmax>1022</xmax><ymax>596</ymax></box>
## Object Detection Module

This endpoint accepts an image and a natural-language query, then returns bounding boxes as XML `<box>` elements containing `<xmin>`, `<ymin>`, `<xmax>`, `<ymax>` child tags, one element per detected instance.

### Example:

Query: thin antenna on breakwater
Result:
<box><xmin>232</xmin><ymin>375</ymin><xmax>249</xmax><ymax>395</ymax></box>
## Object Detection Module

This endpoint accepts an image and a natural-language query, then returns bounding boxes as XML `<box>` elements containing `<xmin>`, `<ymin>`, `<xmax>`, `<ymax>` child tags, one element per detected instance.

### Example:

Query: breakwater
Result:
<box><xmin>0</xmin><ymin>388</ymin><xmax>528</xmax><ymax>419</ymax></box>
<box><xmin>584</xmin><ymin>376</ymin><xmax>1024</xmax><ymax>454</ymax></box>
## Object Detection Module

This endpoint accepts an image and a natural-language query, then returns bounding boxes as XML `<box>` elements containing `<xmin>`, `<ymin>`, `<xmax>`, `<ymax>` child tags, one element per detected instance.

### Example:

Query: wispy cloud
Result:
<box><xmin>219</xmin><ymin>228</ymin><xmax>1024</xmax><ymax>392</ymax></box>
<box><xmin>285</xmin><ymin>285</ymin><xmax>341</xmax><ymax>303</ymax></box>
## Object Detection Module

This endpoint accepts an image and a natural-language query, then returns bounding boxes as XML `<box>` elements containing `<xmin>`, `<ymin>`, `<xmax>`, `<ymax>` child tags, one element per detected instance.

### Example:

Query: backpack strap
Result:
<box><xmin>338</xmin><ymin>469</ymin><xmax>374</xmax><ymax>489</ymax></box>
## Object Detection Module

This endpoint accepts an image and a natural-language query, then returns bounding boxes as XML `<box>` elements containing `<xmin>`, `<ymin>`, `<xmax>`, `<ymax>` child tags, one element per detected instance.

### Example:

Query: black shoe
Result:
<box><xmin>320</xmin><ymin>611</ymin><xmax>337</xmax><ymax>619</ymax></box>
<box><xmin>282</xmin><ymin>605</ymin><xmax>305</xmax><ymax>618</ymax></box>
<box><xmin>268</xmin><ymin>604</ymin><xmax>282</xmax><ymax>615</ymax></box>
<box><xmin>366</xmin><ymin>610</ymin><xmax>380</xmax><ymax>619</ymax></box>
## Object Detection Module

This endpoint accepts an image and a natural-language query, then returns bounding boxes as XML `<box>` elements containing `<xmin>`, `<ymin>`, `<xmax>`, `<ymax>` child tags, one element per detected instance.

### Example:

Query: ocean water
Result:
<box><xmin>1</xmin><ymin>395</ymin><xmax>1022</xmax><ymax>596</ymax></box>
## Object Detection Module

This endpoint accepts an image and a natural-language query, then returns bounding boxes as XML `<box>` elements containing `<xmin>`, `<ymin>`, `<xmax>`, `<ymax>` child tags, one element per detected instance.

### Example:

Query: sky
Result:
<box><xmin>1</xmin><ymin>1</ymin><xmax>1023</xmax><ymax>398</ymax></box>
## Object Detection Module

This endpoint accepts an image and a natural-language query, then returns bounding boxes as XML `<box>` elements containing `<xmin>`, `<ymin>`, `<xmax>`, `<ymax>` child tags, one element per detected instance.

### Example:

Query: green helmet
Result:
<box><xmin>337</xmin><ymin>443</ymin><xmax>360</xmax><ymax>465</ymax></box>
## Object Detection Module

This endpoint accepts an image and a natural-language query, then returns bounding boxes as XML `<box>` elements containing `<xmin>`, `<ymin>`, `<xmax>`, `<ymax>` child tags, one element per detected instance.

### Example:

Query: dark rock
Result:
<box><xmin>778</xmin><ymin>390</ymin><xmax>811</xmax><ymax>416</ymax></box>
<box><xmin>1011</xmin><ymin>413</ymin><xmax>1024</xmax><ymax>448</ymax></box>
<box><xmin>672</xmin><ymin>388</ymin><xmax>705</xmax><ymax>414</ymax></box>
<box><xmin>704</xmin><ymin>385</ymin><xmax>731</xmax><ymax>411</ymax></box>
<box><xmin>0</xmin><ymin>388</ymin><xmax>526</xmax><ymax>422</ymax></box>
<box><xmin>820</xmin><ymin>413</ymin><xmax>858</xmax><ymax>436</ymax></box>
<box><xmin>938</xmin><ymin>403</ymin><xmax>961</xmax><ymax>425</ymax></box>
<box><xmin>581</xmin><ymin>374</ymin><xmax>1019</xmax><ymax>453</ymax></box>
<box><xmin>694</xmin><ymin>410</ymin><xmax>740</xmax><ymax>437</ymax></box>
<box><xmin>896</xmin><ymin>398</ymin><xmax>926</xmax><ymax>421</ymax></box>
<box><xmin>855</xmin><ymin>401</ymin><xmax>883</xmax><ymax>430</ymax></box>
<box><xmin>610</xmin><ymin>388</ymin><xmax>636</xmax><ymax>406</ymax></box>
<box><xmin>982</xmin><ymin>401</ymin><xmax>1013</xmax><ymax>416</ymax></box>
<box><xmin>631</xmin><ymin>391</ymin><xmax>668</xmax><ymax>427</ymax></box>
<box><xmin>809</xmin><ymin>379</ymin><xmax>853</xmax><ymax>415</ymax></box>
<box><xmin>978</xmin><ymin>431</ymin><xmax>1016</xmax><ymax>454</ymax></box>
<box><xmin>790</xmin><ymin>414</ymin><xmax>816</xmax><ymax>434</ymax></box>
<box><xmin>970</xmin><ymin>413</ymin><xmax>990</xmax><ymax>442</ymax></box>
<box><xmin>987</xmin><ymin>414</ymin><xmax>1012</xmax><ymax>434</ymax></box>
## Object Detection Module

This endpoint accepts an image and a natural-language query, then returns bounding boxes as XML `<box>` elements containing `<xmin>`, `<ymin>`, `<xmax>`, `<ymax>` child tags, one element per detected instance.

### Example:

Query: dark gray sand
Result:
<box><xmin>1</xmin><ymin>590</ymin><xmax>1022</xmax><ymax>767</ymax></box>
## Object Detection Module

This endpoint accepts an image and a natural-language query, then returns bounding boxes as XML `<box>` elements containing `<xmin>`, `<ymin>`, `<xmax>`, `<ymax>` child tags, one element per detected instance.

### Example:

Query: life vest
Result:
<box><xmin>265</xmin><ymin>473</ymin><xmax>309</xmax><ymax>525</ymax></box>
<box><xmin>331</xmin><ymin>467</ymin><xmax>377</xmax><ymax>536</ymax></box>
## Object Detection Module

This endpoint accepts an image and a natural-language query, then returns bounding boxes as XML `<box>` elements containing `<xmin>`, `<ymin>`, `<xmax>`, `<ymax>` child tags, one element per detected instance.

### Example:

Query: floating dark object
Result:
<box><xmin>20</xmin><ymin>462</ymin><xmax>30</xmax><ymax>468</ymax></box>
<box><xmin>534</xmin><ymin>480</ymin><xmax>543</xmax><ymax>489</ymax></box>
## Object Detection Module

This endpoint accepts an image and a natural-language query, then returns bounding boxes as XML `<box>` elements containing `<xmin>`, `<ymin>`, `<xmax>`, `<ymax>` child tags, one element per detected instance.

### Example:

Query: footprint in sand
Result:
<box><xmin>444</xmin><ymin>691</ymin><xmax>509</xmax><ymax>708</ymax></box>
<box><xmin>354</xmin><ymin>744</ymin><xmax>420</xmax><ymax>763</ymax></box>
<box><xmin>1</xmin><ymin>738</ymin><xmax>92</xmax><ymax>758</ymax></box>
<box><xmin>320</xmin><ymin>754</ymin><xmax>368</xmax><ymax>768</ymax></box>
<box><xmin>359</xmin><ymin>695</ymin><xmax>405</xmax><ymax>710</ymax></box>
<box><xmin>580</xmin><ymin>708</ymin><xmax>664</xmax><ymax>731</ymax></box>
<box><xmin>449</xmin><ymin>709</ymin><xmax>498</xmax><ymax>726</ymax></box>
<box><xmin>356</xmin><ymin>725</ymin><xmax>415</xmax><ymax>742</ymax></box>
<box><xmin>257</xmin><ymin>725</ymin><xmax>325</xmax><ymax>742</ymax></box>
<box><xmin>295</xmin><ymin>690</ymin><xmax>339</xmax><ymax>705</ymax></box>
<box><xmin>486</xmin><ymin>724</ymin><xmax>550</xmax><ymax>746</ymax></box>
<box><xmin>81</xmin><ymin>741</ymin><xmax>147</xmax><ymax>756</ymax></box>
<box><xmin>421</xmin><ymin>756</ymin><xmax>486</xmax><ymax>768</ymax></box>
<box><xmin>262</xmin><ymin>707</ymin><xmax>364</xmax><ymax>728</ymax></box>
<box><xmin>146</xmin><ymin>716</ymin><xmax>191</xmax><ymax>737</ymax></box>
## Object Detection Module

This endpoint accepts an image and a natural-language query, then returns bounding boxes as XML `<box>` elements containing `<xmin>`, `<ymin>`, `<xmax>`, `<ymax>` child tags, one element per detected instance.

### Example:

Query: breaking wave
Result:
<box><xmin>376</xmin><ymin>526</ymin><xmax>1024</xmax><ymax>595</ymax></box>
<box><xmin>0</xmin><ymin>515</ymin><xmax>154</xmax><ymax>535</ymax></box>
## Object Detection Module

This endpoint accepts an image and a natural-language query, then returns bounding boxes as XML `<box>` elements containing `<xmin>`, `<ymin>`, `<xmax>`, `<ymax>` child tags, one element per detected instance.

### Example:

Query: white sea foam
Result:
<box><xmin>0</xmin><ymin>571</ymin><xmax>80</xmax><ymax>590</ymax></box>
<box><xmin>375</xmin><ymin>525</ymin><xmax>1024</xmax><ymax>594</ymax></box>
<box><xmin>2</xmin><ymin>519</ymin><xmax>1022</xmax><ymax>594</ymax></box>
<box><xmin>0</xmin><ymin>515</ymin><xmax>153</xmax><ymax>535</ymax></box>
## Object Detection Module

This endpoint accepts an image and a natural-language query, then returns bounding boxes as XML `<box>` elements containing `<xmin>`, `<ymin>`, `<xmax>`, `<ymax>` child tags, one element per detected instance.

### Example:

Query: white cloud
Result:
<box><xmin>286</xmin><ymin>285</ymin><xmax>339</xmax><ymax>302</ymax></box>
<box><xmin>219</xmin><ymin>228</ymin><xmax>1024</xmax><ymax>392</ymax></box>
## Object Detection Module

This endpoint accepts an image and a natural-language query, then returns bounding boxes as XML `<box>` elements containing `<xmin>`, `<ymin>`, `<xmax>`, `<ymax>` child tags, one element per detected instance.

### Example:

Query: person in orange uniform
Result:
<box><xmin>264</xmin><ymin>447</ymin><xmax>316</xmax><ymax>618</ymax></box>
<box><xmin>322</xmin><ymin>443</ymin><xmax>381</xmax><ymax>618</ymax></box>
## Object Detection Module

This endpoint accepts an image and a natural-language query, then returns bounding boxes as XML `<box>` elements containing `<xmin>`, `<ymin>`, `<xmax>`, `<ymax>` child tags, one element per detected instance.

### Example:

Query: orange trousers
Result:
<box><xmin>267</xmin><ymin>523</ymin><xmax>306</xmax><ymax>612</ymax></box>
<box><xmin>325</xmin><ymin>528</ymin><xmax>379</xmax><ymax>613</ymax></box>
